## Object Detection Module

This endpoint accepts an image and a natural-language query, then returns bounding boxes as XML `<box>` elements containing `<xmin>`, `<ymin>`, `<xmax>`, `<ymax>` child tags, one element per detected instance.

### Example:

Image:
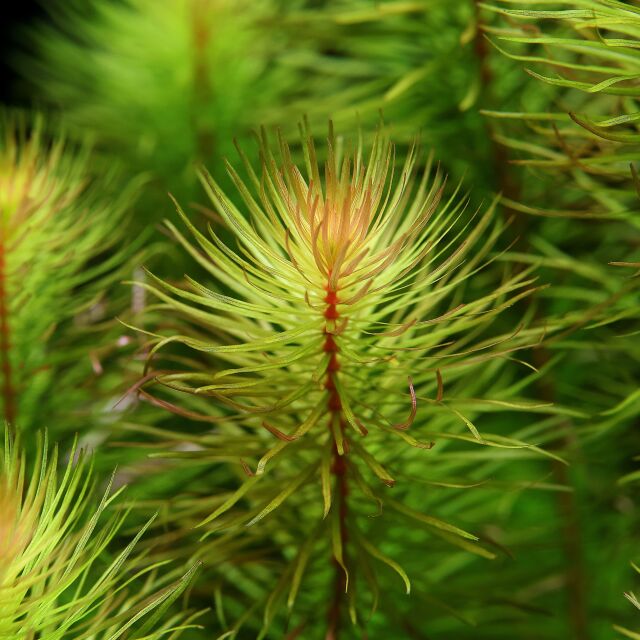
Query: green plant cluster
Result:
<box><xmin>0</xmin><ymin>0</ymin><xmax>638</xmax><ymax>638</ymax></box>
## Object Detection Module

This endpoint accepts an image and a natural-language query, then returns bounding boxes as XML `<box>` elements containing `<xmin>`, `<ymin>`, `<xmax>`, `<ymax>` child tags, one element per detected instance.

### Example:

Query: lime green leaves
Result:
<box><xmin>0</xmin><ymin>112</ymin><xmax>141</xmax><ymax>439</ymax></box>
<box><xmin>0</xmin><ymin>428</ymin><xmax>199</xmax><ymax>639</ymax></box>
<box><xmin>136</xmin><ymin>122</ymin><xmax>553</xmax><ymax>633</ymax></box>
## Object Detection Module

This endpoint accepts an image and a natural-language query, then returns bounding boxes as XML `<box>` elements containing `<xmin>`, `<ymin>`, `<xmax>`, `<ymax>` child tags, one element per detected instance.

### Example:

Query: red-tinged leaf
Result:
<box><xmin>394</xmin><ymin>377</ymin><xmax>417</xmax><ymax>431</ymax></box>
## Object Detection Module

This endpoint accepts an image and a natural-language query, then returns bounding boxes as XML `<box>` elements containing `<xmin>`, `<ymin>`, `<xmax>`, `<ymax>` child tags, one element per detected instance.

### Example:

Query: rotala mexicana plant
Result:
<box><xmin>0</xmin><ymin>429</ymin><xmax>199</xmax><ymax>639</ymax></box>
<box><xmin>135</xmin><ymin>122</ymin><xmax>558</xmax><ymax>636</ymax></box>
<box><xmin>0</xmin><ymin>112</ymin><xmax>140</xmax><ymax>438</ymax></box>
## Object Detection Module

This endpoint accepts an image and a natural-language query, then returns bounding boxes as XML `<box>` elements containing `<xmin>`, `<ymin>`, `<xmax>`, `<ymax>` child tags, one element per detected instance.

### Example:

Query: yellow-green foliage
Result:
<box><xmin>0</xmin><ymin>429</ymin><xmax>199</xmax><ymax>639</ymax></box>
<box><xmin>0</xmin><ymin>113</ymin><xmax>143</xmax><ymax>438</ymax></box>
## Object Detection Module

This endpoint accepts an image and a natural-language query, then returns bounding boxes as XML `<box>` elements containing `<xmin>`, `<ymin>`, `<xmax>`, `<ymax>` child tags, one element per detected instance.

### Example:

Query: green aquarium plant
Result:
<box><xmin>481</xmin><ymin>2</ymin><xmax>640</xmax><ymax>638</ymax></box>
<box><xmin>0</xmin><ymin>428</ymin><xmax>200</xmax><ymax>638</ymax></box>
<box><xmin>483</xmin><ymin>0</ymin><xmax>640</xmax><ymax>504</ymax></box>
<box><xmin>286</xmin><ymin>0</ymin><xmax>518</xmax><ymax>196</ymax></box>
<box><xmin>0</xmin><ymin>1</ymin><xmax>638</xmax><ymax>638</ymax></box>
<box><xmin>617</xmin><ymin>556</ymin><xmax>640</xmax><ymax>639</ymax></box>
<box><xmin>0</xmin><ymin>112</ymin><xmax>143</xmax><ymax>441</ymax></box>
<box><xmin>127</xmin><ymin>121</ymin><xmax>576</xmax><ymax>637</ymax></box>
<box><xmin>482</xmin><ymin>0</ymin><xmax>640</xmax><ymax>256</ymax></box>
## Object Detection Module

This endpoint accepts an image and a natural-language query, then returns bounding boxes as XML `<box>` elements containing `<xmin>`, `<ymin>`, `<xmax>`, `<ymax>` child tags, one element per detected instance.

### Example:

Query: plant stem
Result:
<box><xmin>472</xmin><ymin>0</ymin><xmax>521</xmax><ymax>211</ymax></box>
<box><xmin>327</xmin><ymin>448</ymin><xmax>349</xmax><ymax>639</ymax></box>
<box><xmin>533</xmin><ymin>349</ymin><xmax>589</xmax><ymax>640</ymax></box>
<box><xmin>323</xmin><ymin>280</ymin><xmax>349</xmax><ymax>640</ymax></box>
<box><xmin>190</xmin><ymin>0</ymin><xmax>214</xmax><ymax>162</ymax></box>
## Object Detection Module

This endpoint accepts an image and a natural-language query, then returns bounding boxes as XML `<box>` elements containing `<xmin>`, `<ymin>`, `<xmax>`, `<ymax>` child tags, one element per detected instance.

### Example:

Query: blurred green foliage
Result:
<box><xmin>0</xmin><ymin>0</ymin><xmax>638</xmax><ymax>638</ymax></box>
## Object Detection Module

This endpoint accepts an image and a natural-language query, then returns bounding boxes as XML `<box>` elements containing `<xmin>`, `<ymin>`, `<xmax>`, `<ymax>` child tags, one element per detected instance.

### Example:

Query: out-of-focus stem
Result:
<box><xmin>473</xmin><ymin>0</ymin><xmax>521</xmax><ymax>212</ymax></box>
<box><xmin>190</xmin><ymin>0</ymin><xmax>215</xmax><ymax>161</ymax></box>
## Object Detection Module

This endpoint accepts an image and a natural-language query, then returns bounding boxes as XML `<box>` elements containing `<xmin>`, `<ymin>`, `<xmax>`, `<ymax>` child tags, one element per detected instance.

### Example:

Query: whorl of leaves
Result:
<box><xmin>0</xmin><ymin>112</ymin><xmax>141</xmax><ymax>439</ymax></box>
<box><xmin>0</xmin><ymin>428</ymin><xmax>201</xmax><ymax>639</ymax></box>
<box><xmin>129</xmin><ymin>122</ymin><xmax>569</xmax><ymax>636</ymax></box>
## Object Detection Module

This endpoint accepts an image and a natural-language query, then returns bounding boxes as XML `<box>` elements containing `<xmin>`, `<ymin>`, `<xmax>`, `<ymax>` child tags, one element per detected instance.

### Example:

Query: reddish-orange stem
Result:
<box><xmin>323</xmin><ymin>282</ymin><xmax>349</xmax><ymax>640</ymax></box>
<box><xmin>0</xmin><ymin>234</ymin><xmax>16</xmax><ymax>430</ymax></box>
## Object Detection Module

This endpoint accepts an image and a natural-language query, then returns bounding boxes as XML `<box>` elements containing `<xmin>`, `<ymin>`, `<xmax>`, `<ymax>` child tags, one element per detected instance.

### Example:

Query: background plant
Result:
<box><xmin>0</xmin><ymin>428</ymin><xmax>200</xmax><ymax>639</ymax></box>
<box><xmin>481</xmin><ymin>1</ymin><xmax>640</xmax><ymax>637</ymax></box>
<box><xmin>18</xmin><ymin>0</ymin><xmax>342</xmax><ymax>229</ymax></box>
<box><xmin>0</xmin><ymin>111</ymin><xmax>144</xmax><ymax>442</ymax></box>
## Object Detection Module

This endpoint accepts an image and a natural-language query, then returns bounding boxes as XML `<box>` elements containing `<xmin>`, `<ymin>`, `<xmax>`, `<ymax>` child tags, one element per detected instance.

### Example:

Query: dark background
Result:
<box><xmin>1</xmin><ymin>2</ymin><xmax>44</xmax><ymax>103</ymax></box>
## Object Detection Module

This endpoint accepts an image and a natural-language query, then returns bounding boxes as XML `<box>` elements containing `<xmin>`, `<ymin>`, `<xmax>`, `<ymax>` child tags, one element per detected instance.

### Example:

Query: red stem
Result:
<box><xmin>323</xmin><ymin>282</ymin><xmax>349</xmax><ymax>640</ymax></box>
